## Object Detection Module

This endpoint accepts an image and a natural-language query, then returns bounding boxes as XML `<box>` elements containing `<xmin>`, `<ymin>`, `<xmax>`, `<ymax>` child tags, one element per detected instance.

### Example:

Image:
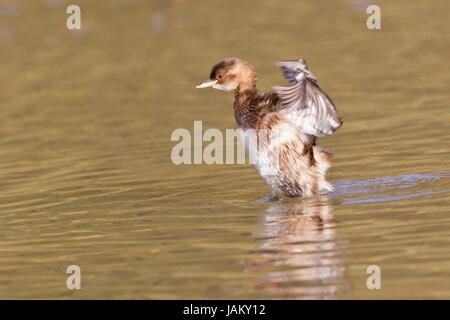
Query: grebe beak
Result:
<box><xmin>196</xmin><ymin>79</ymin><xmax>217</xmax><ymax>89</ymax></box>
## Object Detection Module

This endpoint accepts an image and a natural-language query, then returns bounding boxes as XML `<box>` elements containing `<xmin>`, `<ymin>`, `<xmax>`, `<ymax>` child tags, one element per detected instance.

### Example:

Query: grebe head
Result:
<box><xmin>196</xmin><ymin>58</ymin><xmax>257</xmax><ymax>92</ymax></box>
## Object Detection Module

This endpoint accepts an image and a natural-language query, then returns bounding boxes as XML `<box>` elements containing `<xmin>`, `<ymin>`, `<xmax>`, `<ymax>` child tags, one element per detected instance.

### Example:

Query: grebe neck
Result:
<box><xmin>233</xmin><ymin>87</ymin><xmax>259</xmax><ymax>128</ymax></box>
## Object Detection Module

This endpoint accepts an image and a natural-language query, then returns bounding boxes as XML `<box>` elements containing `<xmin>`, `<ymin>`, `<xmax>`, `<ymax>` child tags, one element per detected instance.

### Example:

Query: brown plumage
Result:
<box><xmin>196</xmin><ymin>58</ymin><xmax>342</xmax><ymax>197</ymax></box>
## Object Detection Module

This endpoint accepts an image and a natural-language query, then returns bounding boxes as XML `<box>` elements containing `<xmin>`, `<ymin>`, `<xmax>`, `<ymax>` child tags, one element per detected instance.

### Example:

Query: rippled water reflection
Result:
<box><xmin>0</xmin><ymin>0</ymin><xmax>449</xmax><ymax>299</ymax></box>
<box><xmin>257</xmin><ymin>196</ymin><xmax>347</xmax><ymax>299</ymax></box>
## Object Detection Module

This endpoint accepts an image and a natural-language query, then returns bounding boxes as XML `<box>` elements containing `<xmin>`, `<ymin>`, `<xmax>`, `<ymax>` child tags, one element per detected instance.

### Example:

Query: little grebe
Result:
<box><xmin>196</xmin><ymin>58</ymin><xmax>342</xmax><ymax>197</ymax></box>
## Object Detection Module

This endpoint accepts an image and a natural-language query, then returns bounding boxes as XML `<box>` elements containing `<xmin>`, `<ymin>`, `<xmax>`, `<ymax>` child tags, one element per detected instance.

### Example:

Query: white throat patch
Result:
<box><xmin>212</xmin><ymin>82</ymin><xmax>236</xmax><ymax>91</ymax></box>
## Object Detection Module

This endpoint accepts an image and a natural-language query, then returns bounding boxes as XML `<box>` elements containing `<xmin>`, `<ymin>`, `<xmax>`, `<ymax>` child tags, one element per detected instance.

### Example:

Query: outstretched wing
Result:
<box><xmin>274</xmin><ymin>59</ymin><xmax>342</xmax><ymax>137</ymax></box>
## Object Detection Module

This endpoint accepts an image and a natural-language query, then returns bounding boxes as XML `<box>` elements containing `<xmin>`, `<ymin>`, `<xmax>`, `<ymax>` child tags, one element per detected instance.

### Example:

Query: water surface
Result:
<box><xmin>0</xmin><ymin>0</ymin><xmax>449</xmax><ymax>299</ymax></box>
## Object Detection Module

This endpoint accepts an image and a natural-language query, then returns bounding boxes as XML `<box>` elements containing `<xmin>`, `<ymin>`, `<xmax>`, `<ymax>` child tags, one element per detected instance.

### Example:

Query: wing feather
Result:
<box><xmin>274</xmin><ymin>59</ymin><xmax>342</xmax><ymax>137</ymax></box>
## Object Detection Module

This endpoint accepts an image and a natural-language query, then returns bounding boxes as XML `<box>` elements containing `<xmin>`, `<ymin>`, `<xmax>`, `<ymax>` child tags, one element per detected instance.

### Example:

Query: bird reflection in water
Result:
<box><xmin>253</xmin><ymin>196</ymin><xmax>348</xmax><ymax>299</ymax></box>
